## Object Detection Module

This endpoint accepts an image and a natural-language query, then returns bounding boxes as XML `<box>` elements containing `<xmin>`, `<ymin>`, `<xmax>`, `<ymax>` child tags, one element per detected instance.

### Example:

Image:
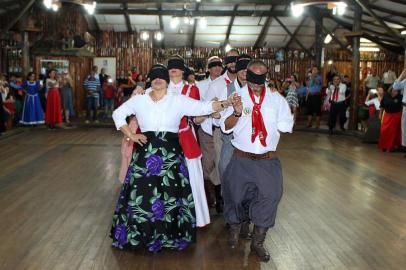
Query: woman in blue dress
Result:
<box><xmin>20</xmin><ymin>72</ymin><xmax>45</xmax><ymax>125</ymax></box>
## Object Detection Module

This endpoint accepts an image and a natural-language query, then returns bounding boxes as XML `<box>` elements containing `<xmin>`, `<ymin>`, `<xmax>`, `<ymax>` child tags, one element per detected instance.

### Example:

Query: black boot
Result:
<box><xmin>214</xmin><ymin>184</ymin><xmax>223</xmax><ymax>214</ymax></box>
<box><xmin>250</xmin><ymin>225</ymin><xmax>270</xmax><ymax>262</ymax></box>
<box><xmin>240</xmin><ymin>220</ymin><xmax>252</xmax><ymax>239</ymax></box>
<box><xmin>228</xmin><ymin>223</ymin><xmax>241</xmax><ymax>249</ymax></box>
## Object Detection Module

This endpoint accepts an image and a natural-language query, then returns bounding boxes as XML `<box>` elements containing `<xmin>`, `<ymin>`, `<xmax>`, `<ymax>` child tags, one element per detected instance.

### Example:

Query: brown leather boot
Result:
<box><xmin>240</xmin><ymin>220</ymin><xmax>252</xmax><ymax>239</ymax></box>
<box><xmin>228</xmin><ymin>223</ymin><xmax>241</xmax><ymax>249</ymax></box>
<box><xmin>250</xmin><ymin>225</ymin><xmax>270</xmax><ymax>262</ymax></box>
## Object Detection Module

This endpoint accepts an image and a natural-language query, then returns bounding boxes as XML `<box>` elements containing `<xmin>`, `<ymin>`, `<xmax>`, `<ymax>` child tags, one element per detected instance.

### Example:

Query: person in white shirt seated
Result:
<box><xmin>327</xmin><ymin>75</ymin><xmax>347</xmax><ymax>134</ymax></box>
<box><xmin>219</xmin><ymin>60</ymin><xmax>293</xmax><ymax>262</ymax></box>
<box><xmin>110</xmin><ymin>64</ymin><xmax>230</xmax><ymax>252</ymax></box>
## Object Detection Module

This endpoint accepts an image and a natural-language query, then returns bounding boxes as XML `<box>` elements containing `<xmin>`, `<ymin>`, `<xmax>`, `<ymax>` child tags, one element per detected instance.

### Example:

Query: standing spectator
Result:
<box><xmin>9</xmin><ymin>74</ymin><xmax>24</xmax><ymax>125</ymax></box>
<box><xmin>103</xmin><ymin>76</ymin><xmax>116</xmax><ymax>119</ymax></box>
<box><xmin>60</xmin><ymin>72</ymin><xmax>74</xmax><ymax>126</ymax></box>
<box><xmin>378</xmin><ymin>88</ymin><xmax>403</xmax><ymax>152</ymax></box>
<box><xmin>306</xmin><ymin>66</ymin><xmax>322</xmax><ymax>128</ymax></box>
<box><xmin>20</xmin><ymin>72</ymin><xmax>44</xmax><ymax>126</ymax></box>
<box><xmin>135</xmin><ymin>74</ymin><xmax>145</xmax><ymax>88</ymax></box>
<box><xmin>45</xmin><ymin>70</ymin><xmax>62</xmax><ymax>129</ymax></box>
<box><xmin>364</xmin><ymin>70</ymin><xmax>380</xmax><ymax>95</ymax></box>
<box><xmin>83</xmin><ymin>69</ymin><xmax>101</xmax><ymax>124</ymax></box>
<box><xmin>285</xmin><ymin>76</ymin><xmax>299</xmax><ymax>123</ymax></box>
<box><xmin>382</xmin><ymin>68</ymin><xmax>397</xmax><ymax>91</ymax></box>
<box><xmin>326</xmin><ymin>75</ymin><xmax>347</xmax><ymax>134</ymax></box>
<box><xmin>99</xmin><ymin>68</ymin><xmax>108</xmax><ymax>87</ymax></box>
<box><xmin>326</xmin><ymin>65</ymin><xmax>338</xmax><ymax>86</ymax></box>
<box><xmin>363</xmin><ymin>86</ymin><xmax>384</xmax><ymax>143</ymax></box>
<box><xmin>393</xmin><ymin>68</ymin><xmax>406</xmax><ymax>156</ymax></box>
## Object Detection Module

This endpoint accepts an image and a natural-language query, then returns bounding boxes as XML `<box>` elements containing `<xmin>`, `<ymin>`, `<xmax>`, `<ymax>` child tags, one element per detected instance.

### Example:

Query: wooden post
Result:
<box><xmin>313</xmin><ymin>13</ymin><xmax>323</xmax><ymax>69</ymax></box>
<box><xmin>22</xmin><ymin>31</ymin><xmax>30</xmax><ymax>75</ymax></box>
<box><xmin>349</xmin><ymin>2</ymin><xmax>362</xmax><ymax>130</ymax></box>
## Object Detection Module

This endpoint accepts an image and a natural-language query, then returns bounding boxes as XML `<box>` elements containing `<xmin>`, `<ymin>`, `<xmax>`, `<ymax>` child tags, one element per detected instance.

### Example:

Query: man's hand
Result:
<box><xmin>231</xmin><ymin>93</ymin><xmax>243</xmax><ymax>115</ymax></box>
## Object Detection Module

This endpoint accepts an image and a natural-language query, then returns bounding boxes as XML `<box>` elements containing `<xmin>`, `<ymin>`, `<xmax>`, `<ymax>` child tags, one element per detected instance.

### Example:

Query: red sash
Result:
<box><xmin>178</xmin><ymin>84</ymin><xmax>202</xmax><ymax>159</ymax></box>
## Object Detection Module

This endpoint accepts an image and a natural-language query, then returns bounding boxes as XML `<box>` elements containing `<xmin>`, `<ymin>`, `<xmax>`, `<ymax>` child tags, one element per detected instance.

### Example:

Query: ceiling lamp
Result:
<box><xmin>51</xmin><ymin>2</ymin><xmax>60</xmax><ymax>12</ymax></box>
<box><xmin>83</xmin><ymin>1</ymin><xmax>97</xmax><ymax>15</ymax></box>
<box><xmin>401</xmin><ymin>30</ymin><xmax>406</xmax><ymax>35</ymax></box>
<box><xmin>291</xmin><ymin>3</ymin><xmax>304</xmax><ymax>17</ymax></box>
<box><xmin>141</xmin><ymin>31</ymin><xmax>150</xmax><ymax>41</ymax></box>
<box><xmin>184</xmin><ymin>17</ymin><xmax>190</xmax><ymax>24</ymax></box>
<box><xmin>170</xmin><ymin>17</ymin><xmax>180</xmax><ymax>29</ymax></box>
<box><xmin>324</xmin><ymin>34</ymin><xmax>332</xmax><ymax>44</ymax></box>
<box><xmin>155</xmin><ymin>31</ymin><xmax>163</xmax><ymax>41</ymax></box>
<box><xmin>332</xmin><ymin>2</ymin><xmax>347</xmax><ymax>16</ymax></box>
<box><xmin>199</xmin><ymin>17</ymin><xmax>207</xmax><ymax>29</ymax></box>
<box><xmin>43</xmin><ymin>0</ymin><xmax>53</xmax><ymax>9</ymax></box>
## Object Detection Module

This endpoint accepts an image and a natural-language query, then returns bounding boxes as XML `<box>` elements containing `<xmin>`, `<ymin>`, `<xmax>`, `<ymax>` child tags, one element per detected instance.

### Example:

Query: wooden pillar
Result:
<box><xmin>349</xmin><ymin>3</ymin><xmax>362</xmax><ymax>130</ymax></box>
<box><xmin>314</xmin><ymin>14</ymin><xmax>323</xmax><ymax>69</ymax></box>
<box><xmin>22</xmin><ymin>31</ymin><xmax>30</xmax><ymax>75</ymax></box>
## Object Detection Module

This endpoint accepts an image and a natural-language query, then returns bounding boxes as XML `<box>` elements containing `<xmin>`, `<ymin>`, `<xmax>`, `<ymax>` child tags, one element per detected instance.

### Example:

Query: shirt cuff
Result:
<box><xmin>277</xmin><ymin>119</ymin><xmax>294</xmax><ymax>133</ymax></box>
<box><xmin>220</xmin><ymin>109</ymin><xmax>234</xmax><ymax>134</ymax></box>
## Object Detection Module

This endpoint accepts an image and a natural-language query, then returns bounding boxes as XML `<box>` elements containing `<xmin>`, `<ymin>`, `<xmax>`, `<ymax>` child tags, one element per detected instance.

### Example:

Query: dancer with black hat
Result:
<box><xmin>220</xmin><ymin>60</ymin><xmax>293</xmax><ymax>261</ymax></box>
<box><xmin>198</xmin><ymin>49</ymin><xmax>239</xmax><ymax>214</ymax></box>
<box><xmin>110</xmin><ymin>64</ymin><xmax>231</xmax><ymax>252</ymax></box>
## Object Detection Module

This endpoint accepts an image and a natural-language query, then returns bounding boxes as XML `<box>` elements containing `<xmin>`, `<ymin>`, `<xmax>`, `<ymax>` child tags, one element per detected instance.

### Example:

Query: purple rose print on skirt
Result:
<box><xmin>175</xmin><ymin>239</ymin><xmax>189</xmax><ymax>250</ymax></box>
<box><xmin>148</xmin><ymin>239</ymin><xmax>162</xmax><ymax>253</ymax></box>
<box><xmin>114</xmin><ymin>224</ymin><xmax>128</xmax><ymax>246</ymax></box>
<box><xmin>151</xmin><ymin>199</ymin><xmax>165</xmax><ymax>221</ymax></box>
<box><xmin>124</xmin><ymin>166</ymin><xmax>133</xmax><ymax>184</ymax></box>
<box><xmin>146</xmin><ymin>154</ymin><xmax>164</xmax><ymax>176</ymax></box>
<box><xmin>179</xmin><ymin>161</ymin><xmax>189</xmax><ymax>178</ymax></box>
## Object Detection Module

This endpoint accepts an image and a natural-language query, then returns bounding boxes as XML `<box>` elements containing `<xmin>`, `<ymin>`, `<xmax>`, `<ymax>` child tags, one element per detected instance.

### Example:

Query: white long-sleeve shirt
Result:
<box><xmin>220</xmin><ymin>85</ymin><xmax>293</xmax><ymax>154</ymax></box>
<box><xmin>113</xmin><ymin>92</ymin><xmax>214</xmax><ymax>132</ymax></box>
<box><xmin>327</xmin><ymin>83</ymin><xmax>347</xmax><ymax>103</ymax></box>
<box><xmin>393</xmin><ymin>79</ymin><xmax>406</xmax><ymax>104</ymax></box>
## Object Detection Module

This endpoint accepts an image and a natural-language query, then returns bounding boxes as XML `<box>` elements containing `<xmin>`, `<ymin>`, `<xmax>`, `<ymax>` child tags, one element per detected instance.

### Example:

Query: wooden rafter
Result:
<box><xmin>190</xmin><ymin>3</ymin><xmax>200</xmax><ymax>49</ymax></box>
<box><xmin>285</xmin><ymin>17</ymin><xmax>307</xmax><ymax>48</ymax></box>
<box><xmin>122</xmin><ymin>2</ymin><xmax>133</xmax><ymax>33</ymax></box>
<box><xmin>224</xmin><ymin>4</ymin><xmax>239</xmax><ymax>47</ymax></box>
<box><xmin>254</xmin><ymin>5</ymin><xmax>279</xmax><ymax>49</ymax></box>
<box><xmin>2</xmin><ymin>0</ymin><xmax>36</xmax><ymax>32</ymax></box>
<box><xmin>274</xmin><ymin>17</ymin><xmax>312</xmax><ymax>55</ymax></box>
<box><xmin>353</xmin><ymin>0</ymin><xmax>406</xmax><ymax>49</ymax></box>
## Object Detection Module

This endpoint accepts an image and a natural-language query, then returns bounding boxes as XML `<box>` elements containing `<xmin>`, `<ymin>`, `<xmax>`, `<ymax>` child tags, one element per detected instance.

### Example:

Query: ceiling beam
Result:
<box><xmin>285</xmin><ymin>17</ymin><xmax>307</xmax><ymax>48</ymax></box>
<box><xmin>254</xmin><ymin>5</ymin><xmax>278</xmax><ymax>49</ymax></box>
<box><xmin>96</xmin><ymin>9</ymin><xmax>291</xmax><ymax>17</ymax></box>
<box><xmin>347</xmin><ymin>6</ymin><xmax>406</xmax><ymax>29</ymax></box>
<box><xmin>353</xmin><ymin>0</ymin><xmax>406</xmax><ymax>49</ymax></box>
<box><xmin>310</xmin><ymin>24</ymin><xmax>341</xmax><ymax>51</ymax></box>
<box><xmin>97</xmin><ymin>0</ymin><xmax>292</xmax><ymax>4</ymax></box>
<box><xmin>158</xmin><ymin>3</ymin><xmax>165</xmax><ymax>49</ymax></box>
<box><xmin>122</xmin><ymin>2</ymin><xmax>133</xmax><ymax>33</ymax></box>
<box><xmin>274</xmin><ymin>17</ymin><xmax>312</xmax><ymax>56</ymax></box>
<box><xmin>191</xmin><ymin>2</ymin><xmax>200</xmax><ymax>49</ymax></box>
<box><xmin>386</xmin><ymin>0</ymin><xmax>406</xmax><ymax>4</ymax></box>
<box><xmin>325</xmin><ymin>13</ymin><xmax>402</xmax><ymax>52</ymax></box>
<box><xmin>2</xmin><ymin>0</ymin><xmax>36</xmax><ymax>32</ymax></box>
<box><xmin>369</xmin><ymin>4</ymin><xmax>406</xmax><ymax>19</ymax></box>
<box><xmin>224</xmin><ymin>4</ymin><xmax>239</xmax><ymax>47</ymax></box>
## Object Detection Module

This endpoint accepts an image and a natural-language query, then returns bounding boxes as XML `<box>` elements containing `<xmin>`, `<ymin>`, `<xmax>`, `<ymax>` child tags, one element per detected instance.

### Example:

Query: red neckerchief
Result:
<box><xmin>225</xmin><ymin>78</ymin><xmax>231</xmax><ymax>86</ymax></box>
<box><xmin>248</xmin><ymin>86</ymin><xmax>268</xmax><ymax>146</ymax></box>
<box><xmin>331</xmin><ymin>85</ymin><xmax>339</xmax><ymax>102</ymax></box>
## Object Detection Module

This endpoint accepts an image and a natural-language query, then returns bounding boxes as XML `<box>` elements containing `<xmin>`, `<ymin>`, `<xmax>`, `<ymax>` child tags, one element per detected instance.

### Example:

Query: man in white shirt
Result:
<box><xmin>220</xmin><ymin>60</ymin><xmax>293</xmax><ymax>262</ymax></box>
<box><xmin>393</xmin><ymin>68</ymin><xmax>406</xmax><ymax>155</ymax></box>
<box><xmin>327</xmin><ymin>75</ymin><xmax>347</xmax><ymax>134</ymax></box>
<box><xmin>382</xmin><ymin>68</ymin><xmax>397</xmax><ymax>91</ymax></box>
<box><xmin>364</xmin><ymin>71</ymin><xmax>380</xmax><ymax>95</ymax></box>
<box><xmin>197</xmin><ymin>49</ymin><xmax>239</xmax><ymax>214</ymax></box>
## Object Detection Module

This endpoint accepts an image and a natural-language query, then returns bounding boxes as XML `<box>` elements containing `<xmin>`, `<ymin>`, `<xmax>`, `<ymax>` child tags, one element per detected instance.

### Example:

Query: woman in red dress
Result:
<box><xmin>45</xmin><ymin>69</ymin><xmax>62</xmax><ymax>129</ymax></box>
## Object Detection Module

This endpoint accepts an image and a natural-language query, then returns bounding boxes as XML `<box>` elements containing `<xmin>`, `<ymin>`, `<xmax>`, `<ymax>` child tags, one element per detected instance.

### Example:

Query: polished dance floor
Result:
<box><xmin>0</xmin><ymin>127</ymin><xmax>405</xmax><ymax>270</ymax></box>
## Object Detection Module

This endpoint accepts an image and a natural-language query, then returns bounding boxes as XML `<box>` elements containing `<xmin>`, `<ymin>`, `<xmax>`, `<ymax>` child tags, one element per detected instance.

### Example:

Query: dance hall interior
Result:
<box><xmin>0</xmin><ymin>0</ymin><xmax>405</xmax><ymax>269</ymax></box>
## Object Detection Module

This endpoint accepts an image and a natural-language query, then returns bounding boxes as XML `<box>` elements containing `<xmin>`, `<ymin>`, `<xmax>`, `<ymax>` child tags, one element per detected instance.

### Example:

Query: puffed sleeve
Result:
<box><xmin>178</xmin><ymin>95</ymin><xmax>214</xmax><ymax>116</ymax></box>
<box><xmin>112</xmin><ymin>96</ymin><xmax>138</xmax><ymax>130</ymax></box>
<box><xmin>277</xmin><ymin>96</ymin><xmax>294</xmax><ymax>133</ymax></box>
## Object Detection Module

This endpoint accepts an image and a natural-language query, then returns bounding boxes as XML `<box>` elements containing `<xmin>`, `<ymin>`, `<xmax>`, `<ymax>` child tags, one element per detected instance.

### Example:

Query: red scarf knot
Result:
<box><xmin>248</xmin><ymin>86</ymin><xmax>268</xmax><ymax>147</ymax></box>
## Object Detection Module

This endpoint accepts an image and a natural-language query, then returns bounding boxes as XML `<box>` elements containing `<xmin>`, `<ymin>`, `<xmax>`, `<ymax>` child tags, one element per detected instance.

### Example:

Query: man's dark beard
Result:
<box><xmin>227</xmin><ymin>67</ymin><xmax>237</xmax><ymax>74</ymax></box>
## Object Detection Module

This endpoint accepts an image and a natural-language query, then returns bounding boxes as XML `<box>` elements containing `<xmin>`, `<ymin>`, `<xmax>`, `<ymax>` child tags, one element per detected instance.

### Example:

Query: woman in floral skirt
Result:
<box><xmin>111</xmin><ymin>64</ymin><xmax>232</xmax><ymax>252</ymax></box>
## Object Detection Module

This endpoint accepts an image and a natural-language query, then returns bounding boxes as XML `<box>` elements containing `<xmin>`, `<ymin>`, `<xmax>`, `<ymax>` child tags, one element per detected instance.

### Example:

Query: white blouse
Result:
<box><xmin>365</xmin><ymin>97</ymin><xmax>381</xmax><ymax>110</ymax></box>
<box><xmin>113</xmin><ymin>92</ymin><xmax>214</xmax><ymax>132</ymax></box>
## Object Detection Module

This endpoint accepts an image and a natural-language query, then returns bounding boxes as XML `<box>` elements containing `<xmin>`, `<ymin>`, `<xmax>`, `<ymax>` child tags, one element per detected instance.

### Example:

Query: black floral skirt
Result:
<box><xmin>110</xmin><ymin>131</ymin><xmax>196</xmax><ymax>252</ymax></box>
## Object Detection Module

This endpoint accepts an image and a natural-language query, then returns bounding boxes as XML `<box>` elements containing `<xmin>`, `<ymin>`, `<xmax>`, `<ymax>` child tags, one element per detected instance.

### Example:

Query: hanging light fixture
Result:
<box><xmin>225</xmin><ymin>44</ymin><xmax>232</xmax><ymax>53</ymax></box>
<box><xmin>291</xmin><ymin>3</ymin><xmax>304</xmax><ymax>17</ymax></box>
<box><xmin>43</xmin><ymin>0</ymin><xmax>53</xmax><ymax>9</ymax></box>
<box><xmin>141</xmin><ymin>31</ymin><xmax>150</xmax><ymax>41</ymax></box>
<box><xmin>83</xmin><ymin>1</ymin><xmax>97</xmax><ymax>15</ymax></box>
<box><xmin>324</xmin><ymin>34</ymin><xmax>333</xmax><ymax>44</ymax></box>
<box><xmin>155</xmin><ymin>31</ymin><xmax>163</xmax><ymax>41</ymax></box>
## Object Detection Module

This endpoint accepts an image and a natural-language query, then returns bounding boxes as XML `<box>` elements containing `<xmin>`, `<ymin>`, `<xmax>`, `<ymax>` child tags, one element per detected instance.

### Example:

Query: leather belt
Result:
<box><xmin>234</xmin><ymin>148</ymin><xmax>276</xmax><ymax>160</ymax></box>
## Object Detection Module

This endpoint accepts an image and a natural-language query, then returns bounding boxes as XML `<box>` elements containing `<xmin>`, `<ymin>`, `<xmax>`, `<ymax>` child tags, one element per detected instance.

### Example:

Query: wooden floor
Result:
<box><xmin>0</xmin><ymin>127</ymin><xmax>405</xmax><ymax>270</ymax></box>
